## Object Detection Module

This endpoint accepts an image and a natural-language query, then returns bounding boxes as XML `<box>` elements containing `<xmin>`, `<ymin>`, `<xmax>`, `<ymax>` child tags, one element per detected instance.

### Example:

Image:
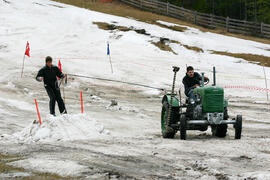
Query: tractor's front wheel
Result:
<box><xmin>161</xmin><ymin>101</ymin><xmax>175</xmax><ymax>139</ymax></box>
<box><xmin>180</xmin><ymin>114</ymin><xmax>187</xmax><ymax>140</ymax></box>
<box><xmin>234</xmin><ymin>115</ymin><xmax>242</xmax><ymax>139</ymax></box>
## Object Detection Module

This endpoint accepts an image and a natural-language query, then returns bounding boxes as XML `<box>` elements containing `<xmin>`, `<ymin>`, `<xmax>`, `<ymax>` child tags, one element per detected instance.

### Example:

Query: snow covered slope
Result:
<box><xmin>0</xmin><ymin>0</ymin><xmax>270</xmax><ymax>179</ymax></box>
<box><xmin>1</xmin><ymin>0</ymin><xmax>270</xmax><ymax>95</ymax></box>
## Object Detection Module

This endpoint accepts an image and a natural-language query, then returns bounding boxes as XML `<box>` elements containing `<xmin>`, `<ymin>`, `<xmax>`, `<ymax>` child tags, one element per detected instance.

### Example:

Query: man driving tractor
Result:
<box><xmin>182</xmin><ymin>66</ymin><xmax>209</xmax><ymax>102</ymax></box>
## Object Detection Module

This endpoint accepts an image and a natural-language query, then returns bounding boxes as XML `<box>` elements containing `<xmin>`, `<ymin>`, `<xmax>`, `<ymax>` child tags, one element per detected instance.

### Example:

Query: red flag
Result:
<box><xmin>58</xmin><ymin>60</ymin><xmax>62</xmax><ymax>72</ymax></box>
<box><xmin>25</xmin><ymin>41</ymin><xmax>30</xmax><ymax>57</ymax></box>
<box><xmin>57</xmin><ymin>60</ymin><xmax>62</xmax><ymax>79</ymax></box>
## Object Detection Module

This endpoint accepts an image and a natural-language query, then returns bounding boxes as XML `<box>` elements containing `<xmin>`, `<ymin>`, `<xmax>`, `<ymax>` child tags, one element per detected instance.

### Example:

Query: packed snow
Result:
<box><xmin>9</xmin><ymin>157</ymin><xmax>88</xmax><ymax>176</ymax></box>
<box><xmin>1</xmin><ymin>114</ymin><xmax>109</xmax><ymax>143</ymax></box>
<box><xmin>0</xmin><ymin>0</ymin><xmax>270</xmax><ymax>179</ymax></box>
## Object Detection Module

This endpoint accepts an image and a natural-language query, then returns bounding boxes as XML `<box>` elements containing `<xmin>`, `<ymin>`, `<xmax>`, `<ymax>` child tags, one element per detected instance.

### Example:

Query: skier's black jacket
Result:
<box><xmin>182</xmin><ymin>72</ymin><xmax>202</xmax><ymax>96</ymax></box>
<box><xmin>36</xmin><ymin>65</ymin><xmax>64</xmax><ymax>87</ymax></box>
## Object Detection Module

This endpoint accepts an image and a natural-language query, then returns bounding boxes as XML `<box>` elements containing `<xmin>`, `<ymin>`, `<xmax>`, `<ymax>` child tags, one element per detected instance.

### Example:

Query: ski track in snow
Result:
<box><xmin>0</xmin><ymin>0</ymin><xmax>270</xmax><ymax>179</ymax></box>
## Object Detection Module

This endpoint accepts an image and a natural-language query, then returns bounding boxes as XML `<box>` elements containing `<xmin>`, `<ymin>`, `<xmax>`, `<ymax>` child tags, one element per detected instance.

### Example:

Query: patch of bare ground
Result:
<box><xmin>211</xmin><ymin>50</ymin><xmax>270</xmax><ymax>67</ymax></box>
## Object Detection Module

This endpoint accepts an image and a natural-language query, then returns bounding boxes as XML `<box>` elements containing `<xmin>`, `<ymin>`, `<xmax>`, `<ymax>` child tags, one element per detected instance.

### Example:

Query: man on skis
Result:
<box><xmin>36</xmin><ymin>56</ymin><xmax>67</xmax><ymax>116</ymax></box>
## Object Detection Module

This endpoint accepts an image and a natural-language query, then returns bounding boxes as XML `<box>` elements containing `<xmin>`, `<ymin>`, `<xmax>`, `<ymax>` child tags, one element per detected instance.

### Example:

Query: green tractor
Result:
<box><xmin>161</xmin><ymin>66</ymin><xmax>242</xmax><ymax>140</ymax></box>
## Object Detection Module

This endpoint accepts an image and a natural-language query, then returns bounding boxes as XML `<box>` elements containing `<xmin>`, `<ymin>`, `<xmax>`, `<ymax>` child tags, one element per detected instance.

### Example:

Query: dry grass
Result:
<box><xmin>151</xmin><ymin>40</ymin><xmax>177</xmax><ymax>55</ymax></box>
<box><xmin>53</xmin><ymin>0</ymin><xmax>270</xmax><ymax>44</ymax></box>
<box><xmin>93</xmin><ymin>21</ymin><xmax>150</xmax><ymax>35</ymax></box>
<box><xmin>211</xmin><ymin>50</ymin><xmax>270</xmax><ymax>67</ymax></box>
<box><xmin>168</xmin><ymin>39</ymin><xmax>204</xmax><ymax>53</ymax></box>
<box><xmin>93</xmin><ymin>22</ymin><xmax>131</xmax><ymax>31</ymax></box>
<box><xmin>183</xmin><ymin>44</ymin><xmax>204</xmax><ymax>53</ymax></box>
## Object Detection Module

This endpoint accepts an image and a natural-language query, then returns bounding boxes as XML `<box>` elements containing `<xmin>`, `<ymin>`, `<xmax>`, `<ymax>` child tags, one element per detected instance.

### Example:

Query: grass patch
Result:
<box><xmin>93</xmin><ymin>21</ymin><xmax>150</xmax><ymax>35</ymax></box>
<box><xmin>183</xmin><ymin>44</ymin><xmax>204</xmax><ymax>53</ymax></box>
<box><xmin>151</xmin><ymin>37</ymin><xmax>203</xmax><ymax>54</ymax></box>
<box><xmin>211</xmin><ymin>50</ymin><xmax>270</xmax><ymax>67</ymax></box>
<box><xmin>151</xmin><ymin>38</ymin><xmax>177</xmax><ymax>55</ymax></box>
<box><xmin>167</xmin><ymin>39</ymin><xmax>204</xmax><ymax>53</ymax></box>
<box><xmin>53</xmin><ymin>0</ymin><xmax>270</xmax><ymax>45</ymax></box>
<box><xmin>93</xmin><ymin>22</ymin><xmax>131</xmax><ymax>32</ymax></box>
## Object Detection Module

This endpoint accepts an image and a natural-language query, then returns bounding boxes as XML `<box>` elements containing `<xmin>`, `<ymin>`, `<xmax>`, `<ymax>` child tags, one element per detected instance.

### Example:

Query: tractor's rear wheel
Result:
<box><xmin>180</xmin><ymin>114</ymin><xmax>187</xmax><ymax>140</ymax></box>
<box><xmin>161</xmin><ymin>101</ymin><xmax>176</xmax><ymax>139</ymax></box>
<box><xmin>212</xmin><ymin>124</ymin><xmax>228</xmax><ymax>138</ymax></box>
<box><xmin>235</xmin><ymin>115</ymin><xmax>242</xmax><ymax>139</ymax></box>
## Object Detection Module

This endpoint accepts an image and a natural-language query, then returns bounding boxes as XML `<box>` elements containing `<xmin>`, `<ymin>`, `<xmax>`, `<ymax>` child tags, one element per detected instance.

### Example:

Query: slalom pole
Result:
<box><xmin>63</xmin><ymin>75</ymin><xmax>67</xmax><ymax>104</ymax></box>
<box><xmin>263</xmin><ymin>65</ymin><xmax>269</xmax><ymax>102</ymax></box>
<box><xmin>64</xmin><ymin>75</ymin><xmax>67</xmax><ymax>103</ymax></box>
<box><xmin>109</xmin><ymin>54</ymin><xmax>114</xmax><ymax>74</ymax></box>
<box><xmin>63</xmin><ymin>83</ymin><xmax>66</xmax><ymax>104</ymax></box>
<box><xmin>35</xmin><ymin>99</ymin><xmax>42</xmax><ymax>125</ymax></box>
<box><xmin>107</xmin><ymin>42</ymin><xmax>113</xmax><ymax>74</ymax></box>
<box><xmin>80</xmin><ymin>91</ymin><xmax>83</xmax><ymax>114</ymax></box>
<box><xmin>20</xmin><ymin>43</ymin><xmax>27</xmax><ymax>78</ymax></box>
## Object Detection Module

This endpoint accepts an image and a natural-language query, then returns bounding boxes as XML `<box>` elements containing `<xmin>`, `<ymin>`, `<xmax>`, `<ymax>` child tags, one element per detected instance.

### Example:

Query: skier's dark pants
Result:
<box><xmin>45</xmin><ymin>85</ymin><xmax>66</xmax><ymax>115</ymax></box>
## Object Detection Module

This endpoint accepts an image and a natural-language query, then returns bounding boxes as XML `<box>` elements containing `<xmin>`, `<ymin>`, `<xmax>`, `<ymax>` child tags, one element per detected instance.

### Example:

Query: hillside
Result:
<box><xmin>0</xmin><ymin>0</ymin><xmax>270</xmax><ymax>179</ymax></box>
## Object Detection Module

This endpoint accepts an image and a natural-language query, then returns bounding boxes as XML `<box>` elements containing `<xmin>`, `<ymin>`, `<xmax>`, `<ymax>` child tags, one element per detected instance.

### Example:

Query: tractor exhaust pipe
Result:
<box><xmin>212</xmin><ymin>66</ymin><xmax>216</xmax><ymax>86</ymax></box>
<box><xmin>167</xmin><ymin>66</ymin><xmax>180</xmax><ymax>132</ymax></box>
<box><xmin>201</xmin><ymin>72</ymin><xmax>205</xmax><ymax>87</ymax></box>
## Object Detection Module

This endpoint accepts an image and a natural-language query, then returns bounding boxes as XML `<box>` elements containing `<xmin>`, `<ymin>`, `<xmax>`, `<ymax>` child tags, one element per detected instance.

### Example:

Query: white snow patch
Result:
<box><xmin>0</xmin><ymin>97</ymin><xmax>33</xmax><ymax>111</ymax></box>
<box><xmin>8</xmin><ymin>158</ymin><xmax>88</xmax><ymax>176</ymax></box>
<box><xmin>5</xmin><ymin>114</ymin><xmax>110</xmax><ymax>142</ymax></box>
<box><xmin>5</xmin><ymin>81</ymin><xmax>16</xmax><ymax>89</ymax></box>
<box><xmin>253</xmin><ymin>101</ymin><xmax>270</xmax><ymax>105</ymax></box>
<box><xmin>243</xmin><ymin>171</ymin><xmax>270</xmax><ymax>180</ymax></box>
<box><xmin>0</xmin><ymin>172</ymin><xmax>31</xmax><ymax>178</ymax></box>
<box><xmin>156</xmin><ymin>20</ymin><xmax>192</xmax><ymax>30</ymax></box>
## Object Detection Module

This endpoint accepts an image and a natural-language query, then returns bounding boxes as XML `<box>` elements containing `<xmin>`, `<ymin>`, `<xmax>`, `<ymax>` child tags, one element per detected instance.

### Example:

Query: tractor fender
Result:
<box><xmin>162</xmin><ymin>95</ymin><xmax>180</xmax><ymax>107</ymax></box>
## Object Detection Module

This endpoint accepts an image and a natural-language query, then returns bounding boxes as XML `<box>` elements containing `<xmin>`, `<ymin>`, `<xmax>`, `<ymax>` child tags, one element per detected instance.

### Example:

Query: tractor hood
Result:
<box><xmin>194</xmin><ymin>86</ymin><xmax>224</xmax><ymax>113</ymax></box>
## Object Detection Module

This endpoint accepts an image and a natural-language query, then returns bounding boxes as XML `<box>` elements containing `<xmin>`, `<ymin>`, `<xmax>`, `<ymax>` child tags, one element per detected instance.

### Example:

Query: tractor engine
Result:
<box><xmin>193</xmin><ymin>103</ymin><xmax>203</xmax><ymax>120</ymax></box>
<box><xmin>193</xmin><ymin>86</ymin><xmax>225</xmax><ymax>121</ymax></box>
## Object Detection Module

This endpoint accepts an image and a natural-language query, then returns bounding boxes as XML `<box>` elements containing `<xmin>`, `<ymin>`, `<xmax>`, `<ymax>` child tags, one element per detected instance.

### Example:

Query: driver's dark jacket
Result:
<box><xmin>182</xmin><ymin>72</ymin><xmax>202</xmax><ymax>96</ymax></box>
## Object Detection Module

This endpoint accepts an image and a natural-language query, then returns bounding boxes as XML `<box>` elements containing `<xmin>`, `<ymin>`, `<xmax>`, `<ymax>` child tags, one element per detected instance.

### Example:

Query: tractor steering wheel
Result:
<box><xmin>204</xmin><ymin>78</ymin><xmax>209</xmax><ymax>85</ymax></box>
<box><xmin>200</xmin><ymin>79</ymin><xmax>209</xmax><ymax>87</ymax></box>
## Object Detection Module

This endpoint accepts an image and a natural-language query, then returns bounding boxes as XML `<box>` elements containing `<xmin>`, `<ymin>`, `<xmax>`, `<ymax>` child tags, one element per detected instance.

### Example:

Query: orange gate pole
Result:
<box><xmin>80</xmin><ymin>91</ymin><xmax>83</xmax><ymax>113</ymax></box>
<box><xmin>35</xmin><ymin>99</ymin><xmax>42</xmax><ymax>125</ymax></box>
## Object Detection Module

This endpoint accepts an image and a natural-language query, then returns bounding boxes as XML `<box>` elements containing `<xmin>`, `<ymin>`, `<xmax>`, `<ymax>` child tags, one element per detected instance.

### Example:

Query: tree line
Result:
<box><xmin>162</xmin><ymin>0</ymin><xmax>270</xmax><ymax>24</ymax></box>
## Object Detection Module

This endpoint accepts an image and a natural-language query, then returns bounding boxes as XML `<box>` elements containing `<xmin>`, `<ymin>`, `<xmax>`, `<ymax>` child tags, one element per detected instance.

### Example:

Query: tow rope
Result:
<box><xmin>67</xmin><ymin>73</ymin><xmax>165</xmax><ymax>91</ymax></box>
